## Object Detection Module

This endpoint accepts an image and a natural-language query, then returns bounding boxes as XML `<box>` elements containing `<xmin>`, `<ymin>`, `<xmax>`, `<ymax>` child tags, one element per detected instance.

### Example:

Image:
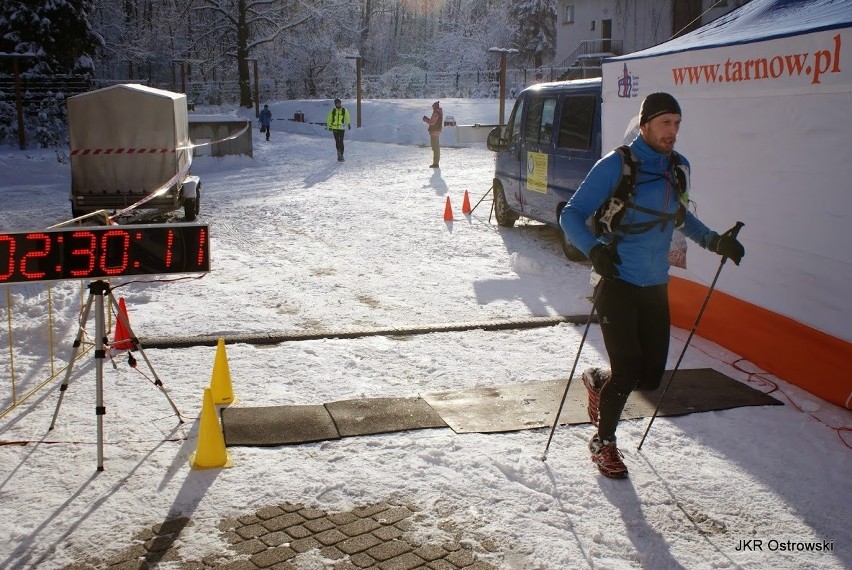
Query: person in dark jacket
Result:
<box><xmin>259</xmin><ymin>104</ymin><xmax>272</xmax><ymax>141</ymax></box>
<box><xmin>422</xmin><ymin>101</ymin><xmax>442</xmax><ymax>168</ymax></box>
<box><xmin>559</xmin><ymin>92</ymin><xmax>745</xmax><ymax>479</ymax></box>
<box><xmin>326</xmin><ymin>98</ymin><xmax>351</xmax><ymax>161</ymax></box>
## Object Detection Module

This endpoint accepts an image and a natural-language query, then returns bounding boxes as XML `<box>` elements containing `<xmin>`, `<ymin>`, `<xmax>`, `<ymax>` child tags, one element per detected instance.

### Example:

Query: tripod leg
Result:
<box><xmin>107</xmin><ymin>292</ymin><xmax>183</xmax><ymax>422</ymax></box>
<box><xmin>468</xmin><ymin>185</ymin><xmax>493</xmax><ymax>215</ymax></box>
<box><xmin>49</xmin><ymin>291</ymin><xmax>95</xmax><ymax>430</ymax></box>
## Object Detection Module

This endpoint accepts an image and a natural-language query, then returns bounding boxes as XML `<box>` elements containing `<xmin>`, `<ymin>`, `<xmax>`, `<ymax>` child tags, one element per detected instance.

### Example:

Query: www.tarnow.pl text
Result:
<box><xmin>672</xmin><ymin>34</ymin><xmax>842</xmax><ymax>86</ymax></box>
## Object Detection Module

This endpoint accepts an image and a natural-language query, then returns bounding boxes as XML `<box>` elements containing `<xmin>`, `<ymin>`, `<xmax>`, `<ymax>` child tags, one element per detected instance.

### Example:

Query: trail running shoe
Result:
<box><xmin>582</xmin><ymin>367</ymin><xmax>610</xmax><ymax>427</ymax></box>
<box><xmin>589</xmin><ymin>434</ymin><xmax>628</xmax><ymax>479</ymax></box>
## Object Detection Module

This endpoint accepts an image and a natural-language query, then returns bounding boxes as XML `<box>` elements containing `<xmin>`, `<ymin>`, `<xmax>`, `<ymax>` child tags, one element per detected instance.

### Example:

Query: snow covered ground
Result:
<box><xmin>0</xmin><ymin>98</ymin><xmax>849</xmax><ymax>569</ymax></box>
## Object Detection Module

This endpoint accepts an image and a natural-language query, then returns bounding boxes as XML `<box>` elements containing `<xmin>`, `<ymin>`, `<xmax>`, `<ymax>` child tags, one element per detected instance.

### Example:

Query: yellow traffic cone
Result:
<box><xmin>189</xmin><ymin>387</ymin><xmax>233</xmax><ymax>469</ymax></box>
<box><xmin>210</xmin><ymin>338</ymin><xmax>235</xmax><ymax>405</ymax></box>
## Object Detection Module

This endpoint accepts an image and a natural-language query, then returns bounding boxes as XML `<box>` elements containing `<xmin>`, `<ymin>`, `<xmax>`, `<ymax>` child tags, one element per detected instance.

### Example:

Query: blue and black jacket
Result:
<box><xmin>560</xmin><ymin>135</ymin><xmax>720</xmax><ymax>287</ymax></box>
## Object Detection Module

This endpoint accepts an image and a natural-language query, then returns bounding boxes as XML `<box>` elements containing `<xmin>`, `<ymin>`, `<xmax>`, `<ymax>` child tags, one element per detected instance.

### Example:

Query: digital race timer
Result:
<box><xmin>0</xmin><ymin>223</ymin><xmax>210</xmax><ymax>284</ymax></box>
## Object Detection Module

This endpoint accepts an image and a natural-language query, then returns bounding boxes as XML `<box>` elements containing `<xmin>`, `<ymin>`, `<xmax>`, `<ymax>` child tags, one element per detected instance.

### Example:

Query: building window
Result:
<box><xmin>564</xmin><ymin>5</ymin><xmax>575</xmax><ymax>24</ymax></box>
<box><xmin>590</xmin><ymin>20</ymin><xmax>596</xmax><ymax>31</ymax></box>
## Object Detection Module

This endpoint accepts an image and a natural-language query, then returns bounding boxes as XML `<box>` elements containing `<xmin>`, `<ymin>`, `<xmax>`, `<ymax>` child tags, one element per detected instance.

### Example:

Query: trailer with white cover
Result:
<box><xmin>67</xmin><ymin>83</ymin><xmax>200</xmax><ymax>221</ymax></box>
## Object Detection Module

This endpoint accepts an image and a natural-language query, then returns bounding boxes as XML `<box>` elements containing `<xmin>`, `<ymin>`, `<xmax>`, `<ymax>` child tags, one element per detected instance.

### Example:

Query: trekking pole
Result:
<box><xmin>637</xmin><ymin>221</ymin><xmax>744</xmax><ymax>450</ymax></box>
<box><xmin>541</xmin><ymin>280</ymin><xmax>602</xmax><ymax>461</ymax></box>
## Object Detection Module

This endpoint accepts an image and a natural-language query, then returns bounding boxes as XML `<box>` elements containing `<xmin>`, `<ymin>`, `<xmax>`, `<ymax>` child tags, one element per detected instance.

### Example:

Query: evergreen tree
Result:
<box><xmin>0</xmin><ymin>0</ymin><xmax>103</xmax><ymax>75</ymax></box>
<box><xmin>509</xmin><ymin>0</ymin><xmax>556</xmax><ymax>69</ymax></box>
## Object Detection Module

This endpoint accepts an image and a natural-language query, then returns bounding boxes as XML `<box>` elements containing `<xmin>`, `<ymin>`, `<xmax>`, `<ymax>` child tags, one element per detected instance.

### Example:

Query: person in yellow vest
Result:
<box><xmin>326</xmin><ymin>98</ymin><xmax>351</xmax><ymax>162</ymax></box>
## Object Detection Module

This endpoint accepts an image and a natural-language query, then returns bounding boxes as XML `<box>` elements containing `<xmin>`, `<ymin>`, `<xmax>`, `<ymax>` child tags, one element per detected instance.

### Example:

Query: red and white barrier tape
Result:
<box><xmin>71</xmin><ymin>147</ymin><xmax>172</xmax><ymax>156</ymax></box>
<box><xmin>70</xmin><ymin>120</ymin><xmax>251</xmax><ymax>156</ymax></box>
<box><xmin>66</xmin><ymin>122</ymin><xmax>252</xmax><ymax>221</ymax></box>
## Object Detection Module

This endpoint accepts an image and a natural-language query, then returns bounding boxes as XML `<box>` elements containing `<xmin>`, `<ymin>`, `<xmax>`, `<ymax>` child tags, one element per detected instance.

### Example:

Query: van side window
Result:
<box><xmin>557</xmin><ymin>95</ymin><xmax>596</xmax><ymax>150</ymax></box>
<box><xmin>507</xmin><ymin>99</ymin><xmax>525</xmax><ymax>145</ymax></box>
<box><xmin>525</xmin><ymin>97</ymin><xmax>557</xmax><ymax>146</ymax></box>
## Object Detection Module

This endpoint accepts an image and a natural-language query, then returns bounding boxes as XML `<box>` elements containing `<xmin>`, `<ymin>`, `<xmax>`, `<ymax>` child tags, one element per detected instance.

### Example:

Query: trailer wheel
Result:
<box><xmin>184</xmin><ymin>184</ymin><xmax>201</xmax><ymax>221</ymax></box>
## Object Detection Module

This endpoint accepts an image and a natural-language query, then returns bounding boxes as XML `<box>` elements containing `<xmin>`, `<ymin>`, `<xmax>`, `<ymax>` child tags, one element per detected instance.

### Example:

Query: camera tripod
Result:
<box><xmin>49</xmin><ymin>280</ymin><xmax>183</xmax><ymax>471</ymax></box>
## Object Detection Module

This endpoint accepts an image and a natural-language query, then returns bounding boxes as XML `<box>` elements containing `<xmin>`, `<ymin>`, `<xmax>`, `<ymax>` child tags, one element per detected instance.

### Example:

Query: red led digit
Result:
<box><xmin>0</xmin><ymin>235</ymin><xmax>15</xmax><ymax>282</ymax></box>
<box><xmin>19</xmin><ymin>233</ymin><xmax>50</xmax><ymax>279</ymax></box>
<box><xmin>196</xmin><ymin>228</ymin><xmax>207</xmax><ymax>267</ymax></box>
<box><xmin>69</xmin><ymin>231</ymin><xmax>97</xmax><ymax>277</ymax></box>
<box><xmin>165</xmin><ymin>230</ymin><xmax>174</xmax><ymax>268</ymax></box>
<box><xmin>99</xmin><ymin>230</ymin><xmax>130</xmax><ymax>275</ymax></box>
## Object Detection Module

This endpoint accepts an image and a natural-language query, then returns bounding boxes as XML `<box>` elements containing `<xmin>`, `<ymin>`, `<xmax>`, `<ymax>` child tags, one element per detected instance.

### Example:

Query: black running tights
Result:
<box><xmin>595</xmin><ymin>278</ymin><xmax>670</xmax><ymax>441</ymax></box>
<box><xmin>333</xmin><ymin>129</ymin><xmax>345</xmax><ymax>154</ymax></box>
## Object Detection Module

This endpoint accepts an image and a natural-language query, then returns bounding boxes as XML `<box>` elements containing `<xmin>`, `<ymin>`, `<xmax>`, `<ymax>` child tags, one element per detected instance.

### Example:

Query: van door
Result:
<box><xmin>519</xmin><ymin>95</ymin><xmax>558</xmax><ymax>222</ymax></box>
<box><xmin>494</xmin><ymin>97</ymin><xmax>526</xmax><ymax>214</ymax></box>
<box><xmin>550</xmin><ymin>93</ymin><xmax>599</xmax><ymax>210</ymax></box>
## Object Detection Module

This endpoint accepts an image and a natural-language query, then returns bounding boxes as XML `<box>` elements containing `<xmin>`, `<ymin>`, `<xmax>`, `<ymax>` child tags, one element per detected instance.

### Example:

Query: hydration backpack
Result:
<box><xmin>593</xmin><ymin>145</ymin><xmax>689</xmax><ymax>237</ymax></box>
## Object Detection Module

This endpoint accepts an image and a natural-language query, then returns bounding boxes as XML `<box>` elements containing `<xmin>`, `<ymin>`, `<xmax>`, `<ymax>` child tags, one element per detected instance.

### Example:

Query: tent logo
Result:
<box><xmin>617</xmin><ymin>63</ymin><xmax>638</xmax><ymax>98</ymax></box>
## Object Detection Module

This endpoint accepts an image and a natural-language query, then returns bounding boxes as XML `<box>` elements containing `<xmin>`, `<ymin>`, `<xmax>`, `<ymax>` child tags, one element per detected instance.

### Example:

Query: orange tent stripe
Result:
<box><xmin>669</xmin><ymin>276</ymin><xmax>852</xmax><ymax>410</ymax></box>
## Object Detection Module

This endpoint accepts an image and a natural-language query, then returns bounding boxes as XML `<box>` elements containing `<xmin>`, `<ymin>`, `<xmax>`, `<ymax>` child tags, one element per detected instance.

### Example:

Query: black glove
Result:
<box><xmin>589</xmin><ymin>243</ymin><xmax>620</xmax><ymax>278</ymax></box>
<box><xmin>710</xmin><ymin>227</ymin><xmax>745</xmax><ymax>265</ymax></box>
<box><xmin>348</xmin><ymin>124</ymin><xmax>351</xmax><ymax>130</ymax></box>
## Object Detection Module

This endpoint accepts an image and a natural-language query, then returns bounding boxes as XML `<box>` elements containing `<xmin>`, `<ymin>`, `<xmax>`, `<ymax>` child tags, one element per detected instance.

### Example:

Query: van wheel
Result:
<box><xmin>561</xmin><ymin>230</ymin><xmax>588</xmax><ymax>262</ymax></box>
<box><xmin>493</xmin><ymin>183</ymin><xmax>519</xmax><ymax>227</ymax></box>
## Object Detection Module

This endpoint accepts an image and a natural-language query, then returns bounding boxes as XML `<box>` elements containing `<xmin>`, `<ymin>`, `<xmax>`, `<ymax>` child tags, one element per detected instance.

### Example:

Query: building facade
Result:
<box><xmin>554</xmin><ymin>0</ymin><xmax>750</xmax><ymax>69</ymax></box>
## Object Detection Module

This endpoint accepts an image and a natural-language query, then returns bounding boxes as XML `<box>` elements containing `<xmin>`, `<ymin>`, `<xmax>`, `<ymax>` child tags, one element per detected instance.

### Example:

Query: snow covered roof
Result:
<box><xmin>610</xmin><ymin>0</ymin><xmax>852</xmax><ymax>61</ymax></box>
<box><xmin>68</xmin><ymin>82</ymin><xmax>184</xmax><ymax>101</ymax></box>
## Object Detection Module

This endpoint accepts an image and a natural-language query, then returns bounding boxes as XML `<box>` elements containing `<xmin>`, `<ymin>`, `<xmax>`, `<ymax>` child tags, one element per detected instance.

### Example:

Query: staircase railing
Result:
<box><xmin>552</xmin><ymin>39</ymin><xmax>624</xmax><ymax>70</ymax></box>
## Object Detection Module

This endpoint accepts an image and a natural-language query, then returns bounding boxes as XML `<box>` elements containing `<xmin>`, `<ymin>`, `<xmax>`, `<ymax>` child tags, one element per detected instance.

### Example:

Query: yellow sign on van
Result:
<box><xmin>526</xmin><ymin>151</ymin><xmax>548</xmax><ymax>194</ymax></box>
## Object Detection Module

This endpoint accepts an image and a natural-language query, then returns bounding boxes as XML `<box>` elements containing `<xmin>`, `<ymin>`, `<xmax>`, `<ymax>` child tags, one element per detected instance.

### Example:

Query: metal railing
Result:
<box><xmin>552</xmin><ymin>39</ymin><xmax>624</xmax><ymax>71</ymax></box>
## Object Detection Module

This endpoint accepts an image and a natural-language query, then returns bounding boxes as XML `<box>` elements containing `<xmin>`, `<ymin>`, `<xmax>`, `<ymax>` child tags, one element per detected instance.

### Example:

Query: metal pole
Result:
<box><xmin>637</xmin><ymin>222</ymin><xmax>744</xmax><ymax>450</ymax></box>
<box><xmin>541</xmin><ymin>284</ymin><xmax>602</xmax><ymax>460</ymax></box>
<box><xmin>499</xmin><ymin>53</ymin><xmax>507</xmax><ymax>126</ymax></box>
<box><xmin>94</xmin><ymin>284</ymin><xmax>106</xmax><ymax>471</ymax></box>
<box><xmin>356</xmin><ymin>57</ymin><xmax>362</xmax><ymax>128</ymax></box>
<box><xmin>253</xmin><ymin>59</ymin><xmax>260</xmax><ymax>118</ymax></box>
<box><xmin>13</xmin><ymin>59</ymin><xmax>25</xmax><ymax>150</ymax></box>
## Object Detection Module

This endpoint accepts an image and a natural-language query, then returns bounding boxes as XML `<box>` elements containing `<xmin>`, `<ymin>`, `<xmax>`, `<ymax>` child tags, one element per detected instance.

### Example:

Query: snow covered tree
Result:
<box><xmin>191</xmin><ymin>0</ymin><xmax>351</xmax><ymax>108</ymax></box>
<box><xmin>0</xmin><ymin>0</ymin><xmax>103</xmax><ymax>75</ymax></box>
<box><xmin>509</xmin><ymin>0</ymin><xmax>556</xmax><ymax>69</ymax></box>
<box><xmin>0</xmin><ymin>0</ymin><xmax>103</xmax><ymax>147</ymax></box>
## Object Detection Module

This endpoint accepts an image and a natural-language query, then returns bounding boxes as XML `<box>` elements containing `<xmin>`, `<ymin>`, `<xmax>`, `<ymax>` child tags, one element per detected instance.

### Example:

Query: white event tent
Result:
<box><xmin>601</xmin><ymin>0</ymin><xmax>852</xmax><ymax>409</ymax></box>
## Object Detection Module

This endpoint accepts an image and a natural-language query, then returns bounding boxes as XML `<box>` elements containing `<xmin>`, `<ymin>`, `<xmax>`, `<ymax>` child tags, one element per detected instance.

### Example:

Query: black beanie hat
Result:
<box><xmin>640</xmin><ymin>92</ymin><xmax>681</xmax><ymax>124</ymax></box>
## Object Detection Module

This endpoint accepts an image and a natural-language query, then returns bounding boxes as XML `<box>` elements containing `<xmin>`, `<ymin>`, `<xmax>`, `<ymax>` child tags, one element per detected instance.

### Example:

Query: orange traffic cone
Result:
<box><xmin>189</xmin><ymin>387</ymin><xmax>233</xmax><ymax>469</ymax></box>
<box><xmin>112</xmin><ymin>297</ymin><xmax>134</xmax><ymax>351</ymax></box>
<box><xmin>443</xmin><ymin>196</ymin><xmax>454</xmax><ymax>221</ymax></box>
<box><xmin>210</xmin><ymin>338</ymin><xmax>235</xmax><ymax>405</ymax></box>
<box><xmin>462</xmin><ymin>190</ymin><xmax>472</xmax><ymax>214</ymax></box>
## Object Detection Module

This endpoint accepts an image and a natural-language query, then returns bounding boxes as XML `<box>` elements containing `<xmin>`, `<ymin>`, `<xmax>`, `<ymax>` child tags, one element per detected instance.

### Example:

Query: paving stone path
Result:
<box><xmin>61</xmin><ymin>499</ymin><xmax>502</xmax><ymax>569</ymax></box>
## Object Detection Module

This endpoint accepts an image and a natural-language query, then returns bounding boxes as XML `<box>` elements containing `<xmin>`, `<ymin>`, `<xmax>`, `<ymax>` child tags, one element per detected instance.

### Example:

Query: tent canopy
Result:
<box><xmin>613</xmin><ymin>0</ymin><xmax>852</xmax><ymax>60</ymax></box>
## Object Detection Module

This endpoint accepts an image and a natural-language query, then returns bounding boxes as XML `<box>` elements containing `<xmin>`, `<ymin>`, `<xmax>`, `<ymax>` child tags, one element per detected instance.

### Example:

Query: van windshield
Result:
<box><xmin>507</xmin><ymin>99</ymin><xmax>525</xmax><ymax>145</ymax></box>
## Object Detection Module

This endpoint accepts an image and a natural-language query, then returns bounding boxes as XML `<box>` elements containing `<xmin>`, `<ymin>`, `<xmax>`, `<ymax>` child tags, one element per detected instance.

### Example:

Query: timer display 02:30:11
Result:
<box><xmin>0</xmin><ymin>223</ymin><xmax>210</xmax><ymax>284</ymax></box>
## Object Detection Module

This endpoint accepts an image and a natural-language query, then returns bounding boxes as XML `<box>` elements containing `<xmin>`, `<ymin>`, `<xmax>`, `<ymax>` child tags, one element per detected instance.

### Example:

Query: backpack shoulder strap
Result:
<box><xmin>612</xmin><ymin>144</ymin><xmax>638</xmax><ymax>202</ymax></box>
<box><xmin>593</xmin><ymin>145</ymin><xmax>637</xmax><ymax>237</ymax></box>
